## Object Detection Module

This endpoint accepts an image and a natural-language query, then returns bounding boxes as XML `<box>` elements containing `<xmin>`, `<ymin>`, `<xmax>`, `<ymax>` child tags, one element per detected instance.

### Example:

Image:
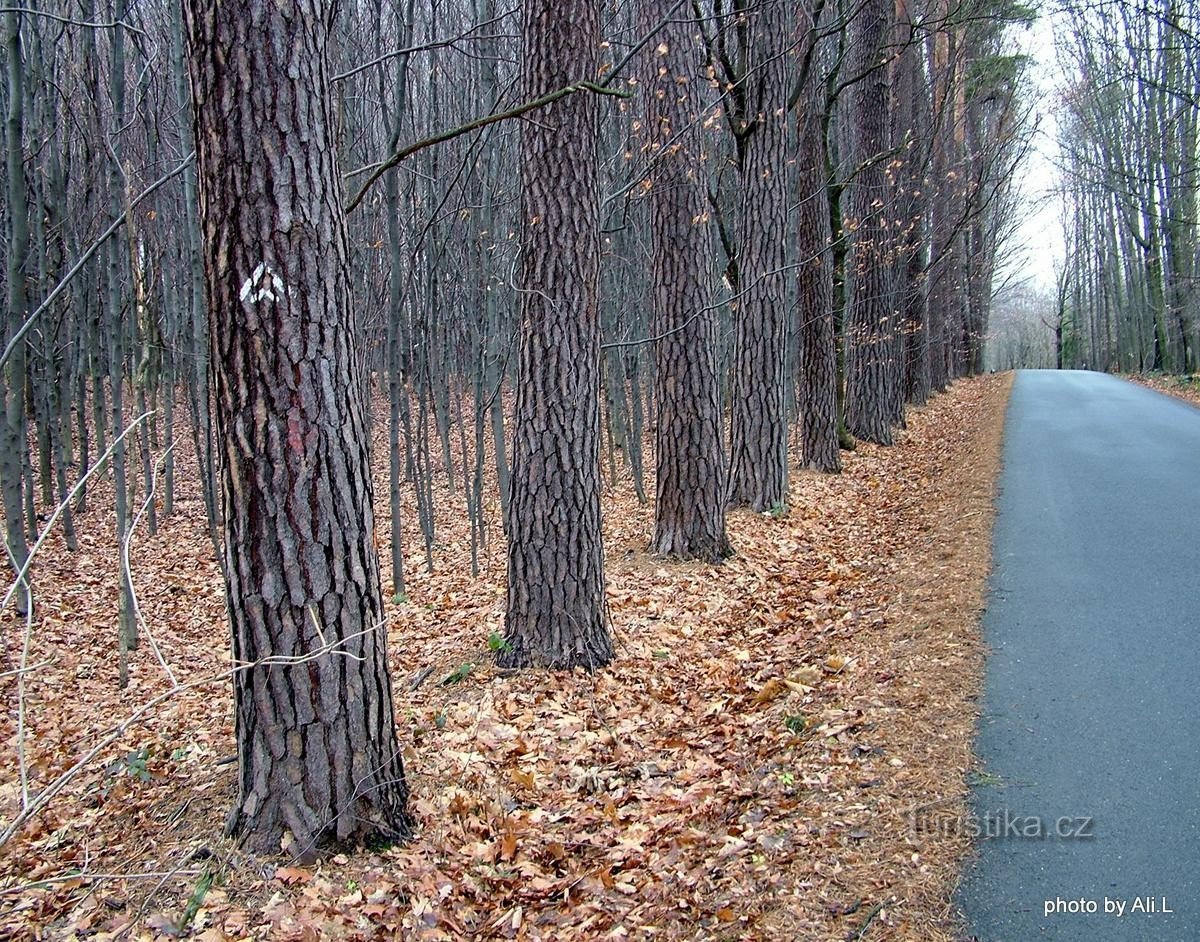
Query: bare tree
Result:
<box><xmin>2</xmin><ymin>7</ymin><xmax>31</xmax><ymax>612</ymax></box>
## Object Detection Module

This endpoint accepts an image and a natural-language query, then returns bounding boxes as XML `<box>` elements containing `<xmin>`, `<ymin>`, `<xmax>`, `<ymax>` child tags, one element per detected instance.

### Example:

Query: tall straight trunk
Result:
<box><xmin>32</xmin><ymin>254</ymin><xmax>54</xmax><ymax>512</ymax></box>
<box><xmin>1161</xmin><ymin>31</ymin><xmax>1195</xmax><ymax>373</ymax></box>
<box><xmin>384</xmin><ymin>203</ymin><xmax>407</xmax><ymax>598</ymax></box>
<box><xmin>895</xmin><ymin>0</ymin><xmax>930</xmax><ymax>404</ymax></box>
<box><xmin>475</xmin><ymin>0</ymin><xmax>511</xmax><ymax>527</ymax></box>
<box><xmin>84</xmin><ymin>0</ymin><xmax>108</xmax><ymax>472</ymax></box>
<box><xmin>726</xmin><ymin>0</ymin><xmax>790</xmax><ymax>511</ymax></box>
<box><xmin>412</xmin><ymin>380</ymin><xmax>435</xmax><ymax>572</ymax></box>
<box><xmin>107</xmin><ymin>0</ymin><xmax>136</xmax><ymax>687</ymax></box>
<box><xmin>170</xmin><ymin>0</ymin><xmax>219</xmax><ymax>557</ymax></box>
<box><xmin>1142</xmin><ymin>189</ymin><xmax>1169</xmax><ymax>372</ymax></box>
<box><xmin>2</xmin><ymin>7</ymin><xmax>31</xmax><ymax>609</ymax></box>
<box><xmin>946</xmin><ymin>52</ymin><xmax>971</xmax><ymax>381</ymax></box>
<box><xmin>383</xmin><ymin>0</ymin><xmax>415</xmax><ymax>601</ymax></box>
<box><xmin>926</xmin><ymin>21</ymin><xmax>953</xmax><ymax>392</ymax></box>
<box><xmin>1105</xmin><ymin>192</ymin><xmax>1131</xmax><ymax>370</ymax></box>
<box><xmin>128</xmin><ymin>161</ymin><xmax>158</xmax><ymax>537</ymax></box>
<box><xmin>844</xmin><ymin>0</ymin><xmax>895</xmax><ymax>444</ymax></box>
<box><xmin>500</xmin><ymin>0</ymin><xmax>611</xmax><ymax>670</ymax></box>
<box><xmin>161</xmin><ymin>300</ymin><xmax>175</xmax><ymax>517</ymax></box>
<box><xmin>626</xmin><ymin>354</ymin><xmax>648</xmax><ymax>500</ymax></box>
<box><xmin>964</xmin><ymin>97</ymin><xmax>987</xmax><ymax>376</ymax></box>
<box><xmin>183</xmin><ymin>0</ymin><xmax>411</xmax><ymax>852</ymax></box>
<box><xmin>796</xmin><ymin>1</ymin><xmax>840</xmax><ymax>474</ymax></box>
<box><xmin>73</xmin><ymin>272</ymin><xmax>91</xmax><ymax>514</ymax></box>
<box><xmin>40</xmin><ymin>78</ymin><xmax>78</xmax><ymax>548</ymax></box>
<box><xmin>642</xmin><ymin>0</ymin><xmax>731</xmax><ymax>561</ymax></box>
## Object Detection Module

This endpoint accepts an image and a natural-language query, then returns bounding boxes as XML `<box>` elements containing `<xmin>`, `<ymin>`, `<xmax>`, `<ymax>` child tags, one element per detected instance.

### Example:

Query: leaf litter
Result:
<box><xmin>0</xmin><ymin>373</ymin><xmax>1012</xmax><ymax>940</ymax></box>
<box><xmin>1126</xmin><ymin>372</ymin><xmax>1200</xmax><ymax>408</ymax></box>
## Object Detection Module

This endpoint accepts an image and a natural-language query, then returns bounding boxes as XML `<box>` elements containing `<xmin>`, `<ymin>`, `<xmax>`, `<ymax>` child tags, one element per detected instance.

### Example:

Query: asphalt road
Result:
<box><xmin>957</xmin><ymin>370</ymin><xmax>1200</xmax><ymax>941</ymax></box>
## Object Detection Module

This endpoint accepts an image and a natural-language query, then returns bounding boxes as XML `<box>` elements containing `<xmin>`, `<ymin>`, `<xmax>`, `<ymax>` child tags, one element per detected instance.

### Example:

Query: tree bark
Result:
<box><xmin>169</xmin><ymin>0</ymin><xmax>220</xmax><ymax>560</ymax></box>
<box><xmin>896</xmin><ymin>0</ymin><xmax>931</xmax><ymax>405</ymax></box>
<box><xmin>643</xmin><ymin>1</ymin><xmax>731</xmax><ymax>561</ymax></box>
<box><xmin>727</xmin><ymin>0</ymin><xmax>791</xmax><ymax>511</ymax></box>
<box><xmin>926</xmin><ymin>17</ymin><xmax>954</xmax><ymax>392</ymax></box>
<box><xmin>796</xmin><ymin>2</ymin><xmax>841</xmax><ymax>474</ymax></box>
<box><xmin>183</xmin><ymin>0</ymin><xmax>411</xmax><ymax>853</ymax></box>
<box><xmin>844</xmin><ymin>0</ymin><xmax>896</xmax><ymax>444</ymax></box>
<box><xmin>2</xmin><ymin>7</ymin><xmax>31</xmax><ymax>612</ymax></box>
<box><xmin>499</xmin><ymin>0</ymin><xmax>612</xmax><ymax>670</ymax></box>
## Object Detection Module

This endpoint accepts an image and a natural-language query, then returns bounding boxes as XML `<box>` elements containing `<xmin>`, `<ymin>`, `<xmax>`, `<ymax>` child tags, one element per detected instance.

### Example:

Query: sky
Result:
<box><xmin>1006</xmin><ymin>6</ymin><xmax>1066</xmax><ymax>294</ymax></box>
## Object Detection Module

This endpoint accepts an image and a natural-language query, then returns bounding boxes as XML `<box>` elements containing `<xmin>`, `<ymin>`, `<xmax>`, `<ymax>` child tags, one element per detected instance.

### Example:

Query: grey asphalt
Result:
<box><xmin>957</xmin><ymin>370</ymin><xmax>1200</xmax><ymax>941</ymax></box>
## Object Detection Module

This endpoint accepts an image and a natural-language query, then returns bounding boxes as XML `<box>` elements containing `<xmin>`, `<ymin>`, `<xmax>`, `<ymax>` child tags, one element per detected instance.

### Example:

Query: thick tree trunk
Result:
<box><xmin>643</xmin><ymin>1</ymin><xmax>731</xmax><ymax>561</ymax></box>
<box><xmin>727</xmin><ymin>0</ymin><xmax>790</xmax><ymax>511</ymax></box>
<box><xmin>844</xmin><ymin>0</ymin><xmax>896</xmax><ymax>445</ymax></box>
<box><xmin>796</xmin><ymin>2</ymin><xmax>841</xmax><ymax>474</ymax></box>
<box><xmin>183</xmin><ymin>0</ymin><xmax>410</xmax><ymax>853</ymax></box>
<box><xmin>499</xmin><ymin>0</ymin><xmax>612</xmax><ymax>670</ymax></box>
<box><xmin>893</xmin><ymin>0</ymin><xmax>931</xmax><ymax>405</ymax></box>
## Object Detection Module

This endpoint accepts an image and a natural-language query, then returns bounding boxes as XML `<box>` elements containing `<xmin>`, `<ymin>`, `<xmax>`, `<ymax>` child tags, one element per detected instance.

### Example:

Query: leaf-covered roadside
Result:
<box><xmin>1126</xmin><ymin>372</ymin><xmax>1200</xmax><ymax>409</ymax></box>
<box><xmin>0</xmin><ymin>373</ymin><xmax>1011</xmax><ymax>940</ymax></box>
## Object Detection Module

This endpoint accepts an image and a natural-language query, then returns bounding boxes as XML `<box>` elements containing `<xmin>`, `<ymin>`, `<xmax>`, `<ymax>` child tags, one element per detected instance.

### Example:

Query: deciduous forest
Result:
<box><xmin>0</xmin><ymin>0</ymin><xmax>1194</xmax><ymax>937</ymax></box>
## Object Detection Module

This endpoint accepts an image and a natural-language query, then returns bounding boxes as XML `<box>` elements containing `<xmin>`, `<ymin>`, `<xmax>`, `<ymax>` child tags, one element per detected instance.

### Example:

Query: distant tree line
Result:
<box><xmin>1055</xmin><ymin>0</ymin><xmax>1200</xmax><ymax>373</ymax></box>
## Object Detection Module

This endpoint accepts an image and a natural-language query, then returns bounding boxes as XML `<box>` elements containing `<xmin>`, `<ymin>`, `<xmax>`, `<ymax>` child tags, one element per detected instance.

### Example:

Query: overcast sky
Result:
<box><xmin>1006</xmin><ymin>7</ymin><xmax>1065</xmax><ymax>294</ymax></box>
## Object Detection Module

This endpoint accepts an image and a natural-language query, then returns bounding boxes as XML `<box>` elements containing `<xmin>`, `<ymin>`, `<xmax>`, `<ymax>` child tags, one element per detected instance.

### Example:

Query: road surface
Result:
<box><xmin>957</xmin><ymin>370</ymin><xmax>1200</xmax><ymax>940</ymax></box>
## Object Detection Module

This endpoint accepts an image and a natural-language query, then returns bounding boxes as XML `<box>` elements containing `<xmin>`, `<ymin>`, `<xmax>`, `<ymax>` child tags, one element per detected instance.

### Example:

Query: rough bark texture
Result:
<box><xmin>942</xmin><ymin>25</ymin><xmax>971</xmax><ymax>384</ymax></box>
<box><xmin>796</xmin><ymin>5</ymin><xmax>841</xmax><ymax>474</ymax></box>
<box><xmin>183</xmin><ymin>0</ymin><xmax>410</xmax><ymax>853</ymax></box>
<box><xmin>926</xmin><ymin>21</ymin><xmax>952</xmax><ymax>393</ymax></box>
<box><xmin>2</xmin><ymin>9</ymin><xmax>31</xmax><ymax>608</ymax></box>
<box><xmin>727</xmin><ymin>0</ymin><xmax>790</xmax><ymax>511</ymax></box>
<box><xmin>844</xmin><ymin>0</ymin><xmax>896</xmax><ymax>445</ymax></box>
<box><xmin>499</xmin><ymin>0</ymin><xmax>612</xmax><ymax>670</ymax></box>
<box><xmin>894</xmin><ymin>0</ymin><xmax>931</xmax><ymax>405</ymax></box>
<box><xmin>643</xmin><ymin>1</ymin><xmax>731</xmax><ymax>561</ymax></box>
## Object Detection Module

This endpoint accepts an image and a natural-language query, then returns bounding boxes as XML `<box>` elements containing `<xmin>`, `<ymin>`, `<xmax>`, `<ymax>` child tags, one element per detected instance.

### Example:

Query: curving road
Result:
<box><xmin>958</xmin><ymin>370</ymin><xmax>1200</xmax><ymax>941</ymax></box>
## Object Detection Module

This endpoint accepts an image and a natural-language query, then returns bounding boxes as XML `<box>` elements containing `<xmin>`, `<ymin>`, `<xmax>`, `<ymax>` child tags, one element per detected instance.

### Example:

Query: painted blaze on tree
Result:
<box><xmin>183</xmin><ymin>1</ymin><xmax>410</xmax><ymax>852</ymax></box>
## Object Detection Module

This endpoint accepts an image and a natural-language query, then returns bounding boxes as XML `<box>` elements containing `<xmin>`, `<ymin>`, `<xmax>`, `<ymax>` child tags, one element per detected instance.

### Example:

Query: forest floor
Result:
<box><xmin>0</xmin><ymin>372</ymin><xmax>1011</xmax><ymax>941</ymax></box>
<box><xmin>1125</xmin><ymin>371</ymin><xmax>1200</xmax><ymax>408</ymax></box>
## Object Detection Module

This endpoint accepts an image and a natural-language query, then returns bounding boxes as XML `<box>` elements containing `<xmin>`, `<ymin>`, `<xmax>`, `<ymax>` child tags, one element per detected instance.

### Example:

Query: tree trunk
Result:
<box><xmin>170</xmin><ymin>0</ymin><xmax>220</xmax><ymax>559</ymax></box>
<box><xmin>844</xmin><ymin>0</ymin><xmax>896</xmax><ymax>444</ymax></box>
<box><xmin>382</xmin><ymin>0</ymin><xmax>415</xmax><ymax>602</ymax></box>
<box><xmin>499</xmin><ymin>0</ymin><xmax>612</xmax><ymax>670</ymax></box>
<box><xmin>2</xmin><ymin>7</ymin><xmax>31</xmax><ymax>611</ymax></box>
<box><xmin>926</xmin><ymin>19</ymin><xmax>953</xmax><ymax>392</ymax></box>
<box><xmin>727</xmin><ymin>0</ymin><xmax>790</xmax><ymax>511</ymax></box>
<box><xmin>183</xmin><ymin>0</ymin><xmax>411</xmax><ymax>853</ymax></box>
<box><xmin>796</xmin><ymin>2</ymin><xmax>841</xmax><ymax>474</ymax></box>
<box><xmin>642</xmin><ymin>1</ymin><xmax>731</xmax><ymax>561</ymax></box>
<box><xmin>894</xmin><ymin>0</ymin><xmax>930</xmax><ymax>404</ymax></box>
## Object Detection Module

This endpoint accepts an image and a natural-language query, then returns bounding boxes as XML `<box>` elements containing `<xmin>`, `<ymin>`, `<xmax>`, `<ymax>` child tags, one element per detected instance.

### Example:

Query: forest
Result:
<box><xmin>0</xmin><ymin>0</ymin><xmax>1195</xmax><ymax>938</ymax></box>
